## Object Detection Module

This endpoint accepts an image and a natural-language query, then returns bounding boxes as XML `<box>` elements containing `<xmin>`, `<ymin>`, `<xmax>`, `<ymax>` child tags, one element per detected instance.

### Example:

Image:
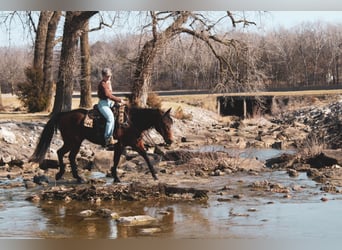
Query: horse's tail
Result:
<box><xmin>29</xmin><ymin>112</ymin><xmax>60</xmax><ymax>163</ymax></box>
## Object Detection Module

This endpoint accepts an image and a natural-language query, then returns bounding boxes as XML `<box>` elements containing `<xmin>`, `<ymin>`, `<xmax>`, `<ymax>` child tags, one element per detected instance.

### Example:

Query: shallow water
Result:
<box><xmin>198</xmin><ymin>145</ymin><xmax>296</xmax><ymax>161</ymax></box>
<box><xmin>1</xmin><ymin>170</ymin><xmax>342</xmax><ymax>239</ymax></box>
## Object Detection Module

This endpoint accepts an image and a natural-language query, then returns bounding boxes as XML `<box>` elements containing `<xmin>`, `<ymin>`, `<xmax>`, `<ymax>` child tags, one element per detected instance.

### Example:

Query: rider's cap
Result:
<box><xmin>102</xmin><ymin>68</ymin><xmax>112</xmax><ymax>77</ymax></box>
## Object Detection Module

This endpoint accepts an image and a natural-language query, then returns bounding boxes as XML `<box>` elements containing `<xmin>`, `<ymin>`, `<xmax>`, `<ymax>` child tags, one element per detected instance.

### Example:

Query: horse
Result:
<box><xmin>29</xmin><ymin>106</ymin><xmax>173</xmax><ymax>183</ymax></box>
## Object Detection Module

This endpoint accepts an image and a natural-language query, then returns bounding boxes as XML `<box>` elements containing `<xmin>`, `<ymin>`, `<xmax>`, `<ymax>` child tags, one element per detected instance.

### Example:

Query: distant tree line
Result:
<box><xmin>1</xmin><ymin>15</ymin><xmax>342</xmax><ymax>111</ymax></box>
<box><xmin>64</xmin><ymin>21</ymin><xmax>342</xmax><ymax>93</ymax></box>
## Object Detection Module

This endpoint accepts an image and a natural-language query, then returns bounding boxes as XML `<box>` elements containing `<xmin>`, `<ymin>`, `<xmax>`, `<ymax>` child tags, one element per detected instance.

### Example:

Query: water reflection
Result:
<box><xmin>36</xmin><ymin>199</ymin><xmax>178</xmax><ymax>238</ymax></box>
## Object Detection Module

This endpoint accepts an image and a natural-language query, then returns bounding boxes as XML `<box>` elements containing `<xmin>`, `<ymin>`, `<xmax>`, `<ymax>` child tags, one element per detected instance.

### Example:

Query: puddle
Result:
<box><xmin>1</xmin><ymin>170</ymin><xmax>342</xmax><ymax>239</ymax></box>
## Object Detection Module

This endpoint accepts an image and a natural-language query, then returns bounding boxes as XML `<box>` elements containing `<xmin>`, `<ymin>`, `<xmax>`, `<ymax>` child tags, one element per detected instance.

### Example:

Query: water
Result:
<box><xmin>0</xmin><ymin>148</ymin><xmax>337</xmax><ymax>239</ymax></box>
<box><xmin>1</xmin><ymin>170</ymin><xmax>342</xmax><ymax>239</ymax></box>
<box><xmin>198</xmin><ymin>145</ymin><xmax>296</xmax><ymax>161</ymax></box>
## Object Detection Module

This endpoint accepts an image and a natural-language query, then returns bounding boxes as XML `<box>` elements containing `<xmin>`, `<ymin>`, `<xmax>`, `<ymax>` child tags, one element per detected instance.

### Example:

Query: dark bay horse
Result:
<box><xmin>29</xmin><ymin>106</ymin><xmax>173</xmax><ymax>183</ymax></box>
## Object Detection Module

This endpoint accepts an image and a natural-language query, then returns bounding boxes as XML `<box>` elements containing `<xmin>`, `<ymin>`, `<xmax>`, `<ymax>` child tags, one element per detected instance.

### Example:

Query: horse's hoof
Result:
<box><xmin>55</xmin><ymin>173</ymin><xmax>63</xmax><ymax>180</ymax></box>
<box><xmin>77</xmin><ymin>178</ymin><xmax>86</xmax><ymax>184</ymax></box>
<box><xmin>113</xmin><ymin>178</ymin><xmax>121</xmax><ymax>183</ymax></box>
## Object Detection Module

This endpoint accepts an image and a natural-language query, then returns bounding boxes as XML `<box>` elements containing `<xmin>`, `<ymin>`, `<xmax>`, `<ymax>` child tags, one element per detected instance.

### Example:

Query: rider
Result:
<box><xmin>97</xmin><ymin>68</ymin><xmax>123</xmax><ymax>147</ymax></box>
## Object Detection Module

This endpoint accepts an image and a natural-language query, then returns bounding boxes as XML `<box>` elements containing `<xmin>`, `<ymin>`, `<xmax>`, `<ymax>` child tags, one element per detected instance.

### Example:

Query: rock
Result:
<box><xmin>117</xmin><ymin>215</ymin><xmax>157</xmax><ymax>226</ymax></box>
<box><xmin>64</xmin><ymin>196</ymin><xmax>72</xmax><ymax>202</ymax></box>
<box><xmin>79</xmin><ymin>210</ymin><xmax>95</xmax><ymax>217</ymax></box>
<box><xmin>33</xmin><ymin>174</ymin><xmax>49</xmax><ymax>185</ymax></box>
<box><xmin>265</xmin><ymin>153</ymin><xmax>296</xmax><ymax>168</ymax></box>
<box><xmin>1</xmin><ymin>155</ymin><xmax>12</xmax><ymax>164</ymax></box>
<box><xmin>247</xmin><ymin>208</ymin><xmax>257</xmax><ymax>212</ymax></box>
<box><xmin>24</xmin><ymin>180</ymin><xmax>37</xmax><ymax>189</ymax></box>
<box><xmin>26</xmin><ymin>194</ymin><xmax>40</xmax><ymax>202</ymax></box>
<box><xmin>306</xmin><ymin>153</ymin><xmax>338</xmax><ymax>168</ymax></box>
<box><xmin>9</xmin><ymin>159</ymin><xmax>24</xmax><ymax>167</ymax></box>
<box><xmin>271</xmin><ymin>141</ymin><xmax>282</xmax><ymax>150</ymax></box>
<box><xmin>287</xmin><ymin>169</ymin><xmax>299</xmax><ymax>177</ymax></box>
<box><xmin>140</xmin><ymin>227</ymin><xmax>161</xmax><ymax>235</ymax></box>
<box><xmin>96</xmin><ymin>208</ymin><xmax>113</xmax><ymax>218</ymax></box>
<box><xmin>321</xmin><ymin>197</ymin><xmax>329</xmax><ymax>202</ymax></box>
<box><xmin>195</xmin><ymin>169</ymin><xmax>205</xmax><ymax>176</ymax></box>
<box><xmin>111</xmin><ymin>212</ymin><xmax>120</xmax><ymax>220</ymax></box>
<box><xmin>0</xmin><ymin>127</ymin><xmax>16</xmax><ymax>144</ymax></box>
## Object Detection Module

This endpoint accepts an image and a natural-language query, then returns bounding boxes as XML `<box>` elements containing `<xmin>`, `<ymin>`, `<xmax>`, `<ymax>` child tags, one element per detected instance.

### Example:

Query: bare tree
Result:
<box><xmin>43</xmin><ymin>11</ymin><xmax>62</xmax><ymax>112</ymax></box>
<box><xmin>79</xmin><ymin>19</ymin><xmax>92</xmax><ymax>108</ymax></box>
<box><xmin>131</xmin><ymin>12</ymin><xmax>191</xmax><ymax>106</ymax></box>
<box><xmin>52</xmin><ymin>11</ymin><xmax>98</xmax><ymax>114</ymax></box>
<box><xmin>0</xmin><ymin>84</ymin><xmax>3</xmax><ymax>110</ymax></box>
<box><xmin>130</xmin><ymin>11</ymin><xmax>256</xmax><ymax>106</ymax></box>
<box><xmin>33</xmin><ymin>11</ymin><xmax>52</xmax><ymax>70</ymax></box>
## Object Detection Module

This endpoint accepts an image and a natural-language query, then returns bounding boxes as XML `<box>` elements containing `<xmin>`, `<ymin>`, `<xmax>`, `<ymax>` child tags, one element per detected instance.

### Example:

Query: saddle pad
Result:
<box><xmin>84</xmin><ymin>114</ymin><xmax>94</xmax><ymax>128</ymax></box>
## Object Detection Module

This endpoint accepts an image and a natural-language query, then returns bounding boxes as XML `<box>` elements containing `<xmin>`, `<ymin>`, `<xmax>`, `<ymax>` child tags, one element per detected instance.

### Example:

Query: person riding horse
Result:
<box><xmin>97</xmin><ymin>68</ymin><xmax>125</xmax><ymax>147</ymax></box>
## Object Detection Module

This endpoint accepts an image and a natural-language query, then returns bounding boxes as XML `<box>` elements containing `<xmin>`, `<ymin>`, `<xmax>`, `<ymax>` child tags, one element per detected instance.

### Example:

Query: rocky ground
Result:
<box><xmin>1</xmin><ymin>95</ymin><xmax>342</xmax><ymax>202</ymax></box>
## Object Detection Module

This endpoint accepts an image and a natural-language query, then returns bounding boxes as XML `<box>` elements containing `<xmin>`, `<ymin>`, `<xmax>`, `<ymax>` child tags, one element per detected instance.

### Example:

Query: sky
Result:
<box><xmin>2</xmin><ymin>11</ymin><xmax>342</xmax><ymax>47</ymax></box>
<box><xmin>265</xmin><ymin>11</ymin><xmax>342</xmax><ymax>30</ymax></box>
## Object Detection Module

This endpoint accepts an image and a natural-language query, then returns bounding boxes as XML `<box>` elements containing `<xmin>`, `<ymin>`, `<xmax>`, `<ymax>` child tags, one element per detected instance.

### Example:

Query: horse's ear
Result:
<box><xmin>163</xmin><ymin>108</ymin><xmax>172</xmax><ymax>117</ymax></box>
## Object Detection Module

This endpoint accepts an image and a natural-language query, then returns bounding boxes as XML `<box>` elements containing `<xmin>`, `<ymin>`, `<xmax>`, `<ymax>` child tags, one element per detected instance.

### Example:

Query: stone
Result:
<box><xmin>117</xmin><ymin>215</ymin><xmax>157</xmax><ymax>226</ymax></box>
<box><xmin>0</xmin><ymin>127</ymin><xmax>16</xmax><ymax>144</ymax></box>
<box><xmin>140</xmin><ymin>227</ymin><xmax>161</xmax><ymax>235</ymax></box>
<box><xmin>79</xmin><ymin>210</ymin><xmax>95</xmax><ymax>217</ymax></box>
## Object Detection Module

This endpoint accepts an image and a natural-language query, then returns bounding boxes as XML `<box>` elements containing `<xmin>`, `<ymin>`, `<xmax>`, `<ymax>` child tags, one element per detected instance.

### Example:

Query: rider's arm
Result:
<box><xmin>101</xmin><ymin>82</ymin><xmax>122</xmax><ymax>103</ymax></box>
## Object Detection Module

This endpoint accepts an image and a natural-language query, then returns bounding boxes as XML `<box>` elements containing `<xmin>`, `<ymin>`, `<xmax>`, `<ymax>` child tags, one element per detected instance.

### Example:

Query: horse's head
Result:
<box><xmin>155</xmin><ymin>108</ymin><xmax>173</xmax><ymax>145</ymax></box>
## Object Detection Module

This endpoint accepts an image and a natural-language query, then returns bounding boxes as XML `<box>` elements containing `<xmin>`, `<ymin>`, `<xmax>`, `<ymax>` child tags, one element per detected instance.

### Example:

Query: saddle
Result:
<box><xmin>83</xmin><ymin>103</ymin><xmax>128</xmax><ymax>129</ymax></box>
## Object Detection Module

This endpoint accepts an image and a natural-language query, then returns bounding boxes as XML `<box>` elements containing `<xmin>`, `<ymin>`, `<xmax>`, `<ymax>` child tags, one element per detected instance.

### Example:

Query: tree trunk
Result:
<box><xmin>34</xmin><ymin>11</ymin><xmax>52</xmax><ymax>70</ymax></box>
<box><xmin>52</xmin><ymin>11</ymin><xmax>98</xmax><ymax>114</ymax></box>
<box><xmin>43</xmin><ymin>11</ymin><xmax>61</xmax><ymax>112</ymax></box>
<box><xmin>131</xmin><ymin>40</ymin><xmax>157</xmax><ymax>106</ymax></box>
<box><xmin>131</xmin><ymin>12</ymin><xmax>190</xmax><ymax>107</ymax></box>
<box><xmin>79</xmin><ymin>19</ymin><xmax>92</xmax><ymax>108</ymax></box>
<box><xmin>0</xmin><ymin>84</ymin><xmax>3</xmax><ymax>111</ymax></box>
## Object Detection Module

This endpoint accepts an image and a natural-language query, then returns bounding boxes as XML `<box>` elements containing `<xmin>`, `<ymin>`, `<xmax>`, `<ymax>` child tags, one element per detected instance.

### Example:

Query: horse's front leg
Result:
<box><xmin>111</xmin><ymin>143</ymin><xmax>123</xmax><ymax>183</ymax></box>
<box><xmin>56</xmin><ymin>145</ymin><xmax>69</xmax><ymax>180</ymax></box>
<box><xmin>133</xmin><ymin>140</ymin><xmax>158</xmax><ymax>181</ymax></box>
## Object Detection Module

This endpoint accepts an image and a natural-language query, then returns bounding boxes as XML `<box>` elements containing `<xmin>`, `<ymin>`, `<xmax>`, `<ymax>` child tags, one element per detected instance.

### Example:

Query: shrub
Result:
<box><xmin>16</xmin><ymin>67</ymin><xmax>48</xmax><ymax>112</ymax></box>
<box><xmin>173</xmin><ymin>106</ymin><xmax>192</xmax><ymax>120</ymax></box>
<box><xmin>147</xmin><ymin>92</ymin><xmax>162</xmax><ymax>109</ymax></box>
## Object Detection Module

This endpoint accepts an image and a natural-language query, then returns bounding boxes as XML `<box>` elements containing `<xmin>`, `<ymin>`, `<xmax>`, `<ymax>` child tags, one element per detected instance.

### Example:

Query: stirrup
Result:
<box><xmin>105</xmin><ymin>136</ymin><xmax>116</xmax><ymax>146</ymax></box>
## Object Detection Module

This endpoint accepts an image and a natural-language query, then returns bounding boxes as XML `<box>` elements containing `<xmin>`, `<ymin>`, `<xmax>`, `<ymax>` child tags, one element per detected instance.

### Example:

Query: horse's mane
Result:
<box><xmin>129</xmin><ymin>107</ymin><xmax>162</xmax><ymax>129</ymax></box>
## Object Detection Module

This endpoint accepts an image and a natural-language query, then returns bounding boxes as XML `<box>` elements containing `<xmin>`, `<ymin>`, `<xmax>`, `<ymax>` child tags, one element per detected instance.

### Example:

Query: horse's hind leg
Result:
<box><xmin>56</xmin><ymin>144</ymin><xmax>70</xmax><ymax>180</ymax></box>
<box><xmin>69</xmin><ymin>142</ymin><xmax>84</xmax><ymax>183</ymax></box>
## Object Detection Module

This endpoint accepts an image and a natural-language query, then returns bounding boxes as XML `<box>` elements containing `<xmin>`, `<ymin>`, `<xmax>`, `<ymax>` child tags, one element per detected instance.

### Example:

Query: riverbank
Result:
<box><xmin>0</xmin><ymin>93</ymin><xmax>341</xmax><ymax>197</ymax></box>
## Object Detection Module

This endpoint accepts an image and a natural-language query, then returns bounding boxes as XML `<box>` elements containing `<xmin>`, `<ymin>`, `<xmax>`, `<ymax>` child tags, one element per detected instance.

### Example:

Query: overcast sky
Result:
<box><xmin>266</xmin><ymin>11</ymin><xmax>342</xmax><ymax>30</ymax></box>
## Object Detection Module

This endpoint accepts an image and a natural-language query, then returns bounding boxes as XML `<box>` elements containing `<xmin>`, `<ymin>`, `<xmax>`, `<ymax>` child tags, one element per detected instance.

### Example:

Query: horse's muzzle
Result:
<box><xmin>165</xmin><ymin>138</ymin><xmax>173</xmax><ymax>145</ymax></box>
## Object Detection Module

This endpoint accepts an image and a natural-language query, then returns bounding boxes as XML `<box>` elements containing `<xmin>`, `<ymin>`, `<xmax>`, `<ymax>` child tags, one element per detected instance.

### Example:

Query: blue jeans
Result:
<box><xmin>98</xmin><ymin>99</ymin><xmax>115</xmax><ymax>141</ymax></box>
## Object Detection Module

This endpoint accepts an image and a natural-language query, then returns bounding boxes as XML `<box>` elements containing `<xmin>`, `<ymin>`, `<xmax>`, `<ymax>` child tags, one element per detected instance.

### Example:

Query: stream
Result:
<box><xmin>1</xmin><ymin>170</ymin><xmax>342</xmax><ymax>239</ymax></box>
<box><xmin>1</xmin><ymin>148</ymin><xmax>342</xmax><ymax>239</ymax></box>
